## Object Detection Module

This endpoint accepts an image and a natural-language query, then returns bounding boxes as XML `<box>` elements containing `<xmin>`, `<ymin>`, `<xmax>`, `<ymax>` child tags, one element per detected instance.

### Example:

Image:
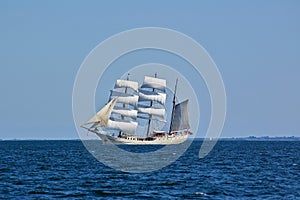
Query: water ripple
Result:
<box><xmin>0</xmin><ymin>140</ymin><xmax>299</xmax><ymax>199</ymax></box>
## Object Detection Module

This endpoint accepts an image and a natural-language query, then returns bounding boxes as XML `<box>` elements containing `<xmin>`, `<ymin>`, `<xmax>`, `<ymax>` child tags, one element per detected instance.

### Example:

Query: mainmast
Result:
<box><xmin>96</xmin><ymin>75</ymin><xmax>139</xmax><ymax>135</ymax></box>
<box><xmin>138</xmin><ymin>74</ymin><xmax>167</xmax><ymax>137</ymax></box>
<box><xmin>169</xmin><ymin>78</ymin><xmax>178</xmax><ymax>134</ymax></box>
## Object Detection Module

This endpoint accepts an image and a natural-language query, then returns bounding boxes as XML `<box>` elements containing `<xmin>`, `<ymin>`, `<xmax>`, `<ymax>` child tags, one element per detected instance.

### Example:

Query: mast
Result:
<box><xmin>119</xmin><ymin>73</ymin><xmax>130</xmax><ymax>137</ymax></box>
<box><xmin>86</xmin><ymin>77</ymin><xmax>139</xmax><ymax>135</ymax></box>
<box><xmin>146</xmin><ymin>73</ymin><xmax>157</xmax><ymax>137</ymax></box>
<box><xmin>138</xmin><ymin>74</ymin><xmax>167</xmax><ymax>136</ymax></box>
<box><xmin>169</xmin><ymin>78</ymin><xmax>178</xmax><ymax>134</ymax></box>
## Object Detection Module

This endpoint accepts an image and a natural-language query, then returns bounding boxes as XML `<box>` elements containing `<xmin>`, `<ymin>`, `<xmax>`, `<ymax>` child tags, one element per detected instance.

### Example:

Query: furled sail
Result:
<box><xmin>83</xmin><ymin>97</ymin><xmax>118</xmax><ymax>126</ymax></box>
<box><xmin>110</xmin><ymin>91</ymin><xmax>139</xmax><ymax>106</ymax></box>
<box><xmin>112</xmin><ymin>107</ymin><xmax>138</xmax><ymax>118</ymax></box>
<box><xmin>170</xmin><ymin>99</ymin><xmax>190</xmax><ymax>132</ymax></box>
<box><xmin>138</xmin><ymin>90</ymin><xmax>166</xmax><ymax>105</ymax></box>
<box><xmin>114</xmin><ymin>80</ymin><xmax>138</xmax><ymax>92</ymax></box>
<box><xmin>106</xmin><ymin>119</ymin><xmax>138</xmax><ymax>134</ymax></box>
<box><xmin>137</xmin><ymin>107</ymin><xmax>165</xmax><ymax>119</ymax></box>
<box><xmin>141</xmin><ymin>76</ymin><xmax>166</xmax><ymax>92</ymax></box>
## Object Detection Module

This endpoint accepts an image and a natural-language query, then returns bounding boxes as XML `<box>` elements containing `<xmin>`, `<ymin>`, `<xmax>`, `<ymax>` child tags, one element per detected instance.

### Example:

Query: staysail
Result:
<box><xmin>170</xmin><ymin>99</ymin><xmax>190</xmax><ymax>132</ymax></box>
<box><xmin>83</xmin><ymin>97</ymin><xmax>118</xmax><ymax>126</ymax></box>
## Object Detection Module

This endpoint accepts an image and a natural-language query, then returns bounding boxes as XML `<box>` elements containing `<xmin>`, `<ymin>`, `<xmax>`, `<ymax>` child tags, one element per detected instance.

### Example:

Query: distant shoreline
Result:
<box><xmin>217</xmin><ymin>136</ymin><xmax>300</xmax><ymax>141</ymax></box>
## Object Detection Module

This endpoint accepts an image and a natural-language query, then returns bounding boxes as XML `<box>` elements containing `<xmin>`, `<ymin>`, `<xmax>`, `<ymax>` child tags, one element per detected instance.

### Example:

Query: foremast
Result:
<box><xmin>83</xmin><ymin>76</ymin><xmax>139</xmax><ymax>135</ymax></box>
<box><xmin>119</xmin><ymin>73</ymin><xmax>130</xmax><ymax>137</ymax></box>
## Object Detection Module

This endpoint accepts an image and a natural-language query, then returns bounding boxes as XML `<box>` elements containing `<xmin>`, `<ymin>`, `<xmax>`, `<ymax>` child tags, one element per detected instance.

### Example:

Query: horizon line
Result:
<box><xmin>1</xmin><ymin>136</ymin><xmax>300</xmax><ymax>141</ymax></box>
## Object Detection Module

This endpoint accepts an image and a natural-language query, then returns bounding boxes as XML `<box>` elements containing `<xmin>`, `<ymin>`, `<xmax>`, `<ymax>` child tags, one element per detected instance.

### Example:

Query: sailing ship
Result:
<box><xmin>81</xmin><ymin>74</ymin><xmax>192</xmax><ymax>145</ymax></box>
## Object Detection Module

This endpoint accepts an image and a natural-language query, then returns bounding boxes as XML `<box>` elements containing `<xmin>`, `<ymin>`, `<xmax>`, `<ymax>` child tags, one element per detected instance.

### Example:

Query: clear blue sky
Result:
<box><xmin>0</xmin><ymin>1</ymin><xmax>299</xmax><ymax>139</ymax></box>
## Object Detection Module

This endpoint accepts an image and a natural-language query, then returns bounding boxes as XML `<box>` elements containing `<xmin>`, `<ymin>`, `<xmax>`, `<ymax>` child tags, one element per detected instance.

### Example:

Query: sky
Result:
<box><xmin>0</xmin><ymin>1</ymin><xmax>299</xmax><ymax>139</ymax></box>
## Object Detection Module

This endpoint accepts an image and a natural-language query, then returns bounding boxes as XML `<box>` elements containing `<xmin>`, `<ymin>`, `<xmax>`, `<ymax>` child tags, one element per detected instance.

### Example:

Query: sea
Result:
<box><xmin>0</xmin><ymin>140</ymin><xmax>299</xmax><ymax>199</ymax></box>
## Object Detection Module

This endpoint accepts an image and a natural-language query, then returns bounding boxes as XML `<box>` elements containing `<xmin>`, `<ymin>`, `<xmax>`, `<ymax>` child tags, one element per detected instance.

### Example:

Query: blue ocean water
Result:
<box><xmin>0</xmin><ymin>140</ymin><xmax>299</xmax><ymax>199</ymax></box>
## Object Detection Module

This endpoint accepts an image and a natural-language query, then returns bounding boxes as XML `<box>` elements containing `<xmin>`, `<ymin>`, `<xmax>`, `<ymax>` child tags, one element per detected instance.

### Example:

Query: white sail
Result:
<box><xmin>107</xmin><ymin>119</ymin><xmax>138</xmax><ymax>134</ymax></box>
<box><xmin>138</xmin><ymin>90</ymin><xmax>166</xmax><ymax>105</ymax></box>
<box><xmin>171</xmin><ymin>100</ymin><xmax>190</xmax><ymax>132</ymax></box>
<box><xmin>112</xmin><ymin>107</ymin><xmax>138</xmax><ymax>118</ymax></box>
<box><xmin>83</xmin><ymin>97</ymin><xmax>118</xmax><ymax>126</ymax></box>
<box><xmin>114</xmin><ymin>80</ymin><xmax>138</xmax><ymax>92</ymax></box>
<box><xmin>110</xmin><ymin>91</ymin><xmax>139</xmax><ymax>106</ymax></box>
<box><xmin>137</xmin><ymin>115</ymin><xmax>167</xmax><ymax>122</ymax></box>
<box><xmin>141</xmin><ymin>76</ymin><xmax>166</xmax><ymax>91</ymax></box>
<box><xmin>138</xmin><ymin>107</ymin><xmax>165</xmax><ymax>119</ymax></box>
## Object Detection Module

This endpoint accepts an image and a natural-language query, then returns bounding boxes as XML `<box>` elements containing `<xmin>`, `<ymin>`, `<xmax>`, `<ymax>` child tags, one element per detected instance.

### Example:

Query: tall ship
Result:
<box><xmin>81</xmin><ymin>74</ymin><xmax>192</xmax><ymax>145</ymax></box>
